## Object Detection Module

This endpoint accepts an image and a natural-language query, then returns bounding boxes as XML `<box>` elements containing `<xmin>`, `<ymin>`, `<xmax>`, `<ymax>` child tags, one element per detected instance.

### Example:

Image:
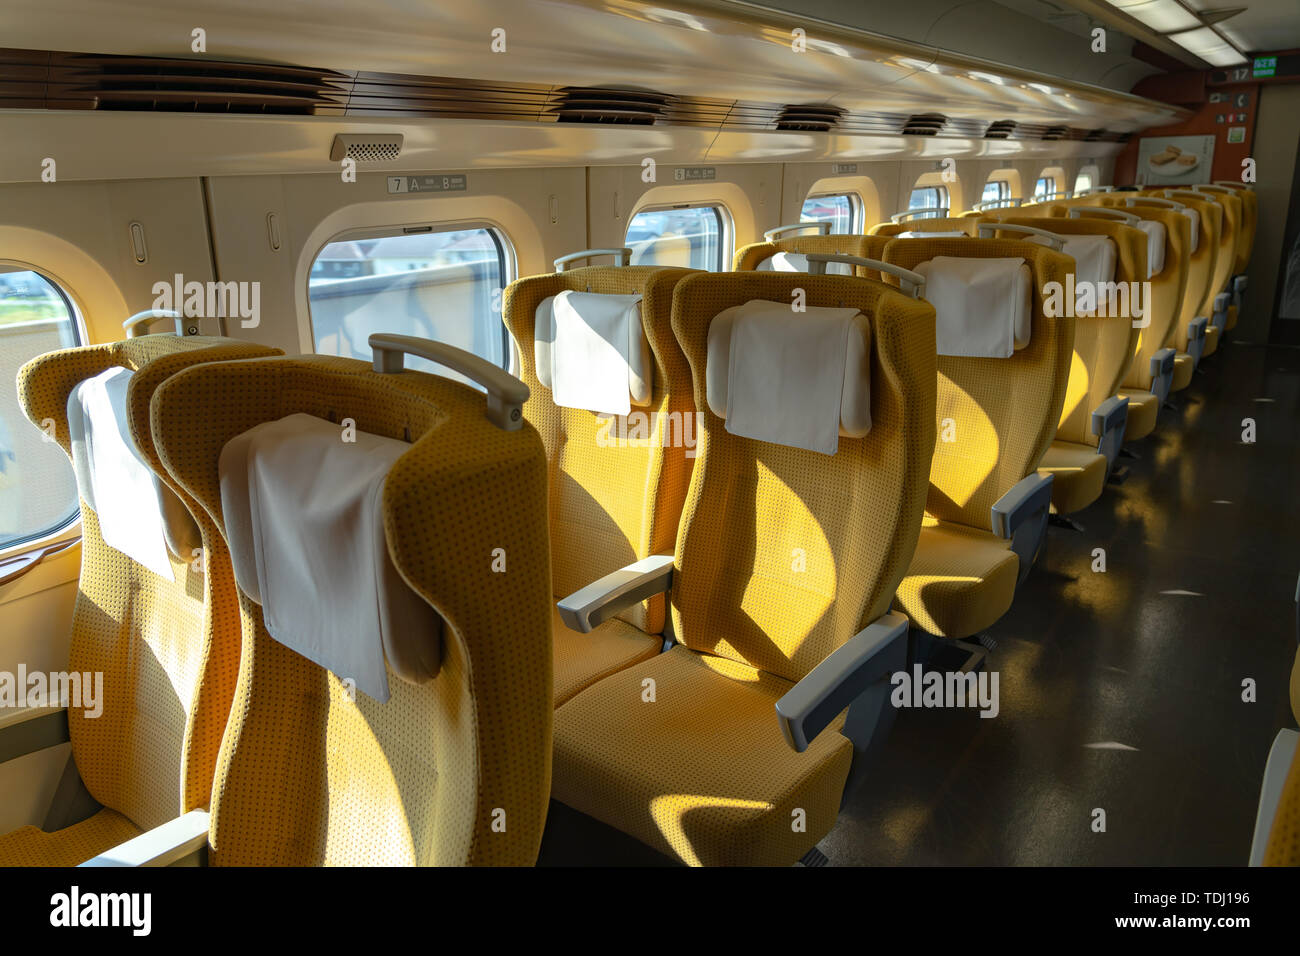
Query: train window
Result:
<box><xmin>0</xmin><ymin>267</ymin><xmax>81</xmax><ymax>551</ymax></box>
<box><xmin>307</xmin><ymin>225</ymin><xmax>511</xmax><ymax>377</ymax></box>
<box><xmin>982</xmin><ymin>180</ymin><xmax>1010</xmax><ymax>204</ymax></box>
<box><xmin>801</xmin><ymin>193</ymin><xmax>859</xmax><ymax>234</ymax></box>
<box><xmin>626</xmin><ymin>204</ymin><xmax>727</xmax><ymax>271</ymax></box>
<box><xmin>1034</xmin><ymin>176</ymin><xmax>1058</xmax><ymax>200</ymax></box>
<box><xmin>907</xmin><ymin>185</ymin><xmax>950</xmax><ymax>219</ymax></box>
<box><xmin>1074</xmin><ymin>171</ymin><xmax>1094</xmax><ymax>195</ymax></box>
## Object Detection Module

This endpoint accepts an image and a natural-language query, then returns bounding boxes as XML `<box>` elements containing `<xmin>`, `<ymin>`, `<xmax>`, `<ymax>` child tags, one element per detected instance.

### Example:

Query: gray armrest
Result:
<box><xmin>1233</xmin><ymin>275</ymin><xmax>1248</xmax><ymax>294</ymax></box>
<box><xmin>1187</xmin><ymin>316</ymin><xmax>1208</xmax><ymax>367</ymax></box>
<box><xmin>991</xmin><ymin>472</ymin><xmax>1054</xmax><ymax>583</ymax></box>
<box><xmin>1091</xmin><ymin>394</ymin><xmax>1129</xmax><ymax>471</ymax></box>
<box><xmin>774</xmin><ymin>611</ymin><xmax>909</xmax><ymax>753</ymax></box>
<box><xmin>0</xmin><ymin>704</ymin><xmax>69</xmax><ymax>764</ymax></box>
<box><xmin>556</xmin><ymin>554</ymin><xmax>674</xmax><ymax>633</ymax></box>
<box><xmin>1150</xmin><ymin>347</ymin><xmax>1177</xmax><ymax>404</ymax></box>
<box><xmin>1212</xmin><ymin>292</ymin><xmax>1230</xmax><ymax>331</ymax></box>
<box><xmin>80</xmin><ymin>809</ymin><xmax>210</xmax><ymax>867</ymax></box>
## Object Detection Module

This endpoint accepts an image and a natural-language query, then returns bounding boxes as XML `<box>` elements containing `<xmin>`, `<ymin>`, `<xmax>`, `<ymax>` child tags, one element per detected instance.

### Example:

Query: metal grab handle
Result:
<box><xmin>973</xmin><ymin>198</ymin><xmax>1024</xmax><ymax>211</ymax></box>
<box><xmin>1126</xmin><ymin>196</ymin><xmax>1184</xmax><ymax>210</ymax></box>
<box><xmin>1213</xmin><ymin>181</ymin><xmax>1251</xmax><ymax>190</ymax></box>
<box><xmin>976</xmin><ymin>222</ymin><xmax>1065</xmax><ymax>250</ymax></box>
<box><xmin>369</xmin><ymin>333</ymin><xmax>529</xmax><ymax>431</ymax></box>
<box><xmin>1192</xmin><ymin>184</ymin><xmax>1232</xmax><ymax>195</ymax></box>
<box><xmin>1164</xmin><ymin>190</ymin><xmax>1206</xmax><ymax>201</ymax></box>
<box><xmin>804</xmin><ymin>253</ymin><xmax>926</xmax><ymax>299</ymax></box>
<box><xmin>1070</xmin><ymin>207</ymin><xmax>1139</xmax><ymax>225</ymax></box>
<box><xmin>891</xmin><ymin>208</ymin><xmax>948</xmax><ymax>223</ymax></box>
<box><xmin>764</xmin><ymin>221</ymin><xmax>831</xmax><ymax>241</ymax></box>
<box><xmin>123</xmin><ymin>309</ymin><xmax>183</xmax><ymax>338</ymax></box>
<box><xmin>553</xmin><ymin>248</ymin><xmax>632</xmax><ymax>272</ymax></box>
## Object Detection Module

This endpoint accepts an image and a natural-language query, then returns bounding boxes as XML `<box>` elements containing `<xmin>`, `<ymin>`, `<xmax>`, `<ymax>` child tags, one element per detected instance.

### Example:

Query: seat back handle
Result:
<box><xmin>123</xmin><ymin>309</ymin><xmax>184</xmax><ymax>338</ymax></box>
<box><xmin>369</xmin><ymin>333</ymin><xmax>529</xmax><ymax>432</ymax></box>
<box><xmin>804</xmin><ymin>253</ymin><xmax>926</xmax><ymax>299</ymax></box>
<box><xmin>1126</xmin><ymin>196</ymin><xmax>1184</xmax><ymax>210</ymax></box>
<box><xmin>1069</xmin><ymin>207</ymin><xmax>1139</xmax><ymax>225</ymax></box>
<box><xmin>553</xmin><ymin>248</ymin><xmax>633</xmax><ymax>272</ymax></box>
<box><xmin>891</xmin><ymin>207</ymin><xmax>949</xmax><ymax>223</ymax></box>
<box><xmin>763</xmin><ymin>222</ymin><xmax>832</xmax><ymax>241</ymax></box>
<box><xmin>976</xmin><ymin>222</ymin><xmax>1065</xmax><ymax>250</ymax></box>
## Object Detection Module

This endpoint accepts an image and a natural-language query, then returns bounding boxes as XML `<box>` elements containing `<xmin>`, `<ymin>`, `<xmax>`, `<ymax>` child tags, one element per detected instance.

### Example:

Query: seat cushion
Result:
<box><xmin>1263</xmin><ymin>739</ymin><xmax>1300</xmax><ymax>865</ymax></box>
<box><xmin>1171</xmin><ymin>352</ymin><xmax>1194</xmax><ymax>392</ymax></box>
<box><xmin>1226</xmin><ymin>303</ymin><xmax>1238</xmax><ymax>331</ymax></box>
<box><xmin>894</xmin><ymin>521</ymin><xmax>1018</xmax><ymax>639</ymax></box>
<box><xmin>0</xmin><ymin>808</ymin><xmax>140</xmax><ymax>866</ymax></box>
<box><xmin>1117</xmin><ymin>388</ymin><xmax>1158</xmax><ymax>441</ymax></box>
<box><xmin>1038</xmin><ymin>440</ymin><xmax>1107</xmax><ymax>516</ymax></box>
<box><xmin>552</xmin><ymin>605</ymin><xmax>661</xmax><ymax>707</ymax></box>
<box><xmin>553</xmin><ymin>645</ymin><xmax>853</xmax><ymax>866</ymax></box>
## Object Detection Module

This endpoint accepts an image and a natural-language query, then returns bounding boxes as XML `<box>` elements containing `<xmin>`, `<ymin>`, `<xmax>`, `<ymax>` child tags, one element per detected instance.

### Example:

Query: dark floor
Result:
<box><xmin>540</xmin><ymin>334</ymin><xmax>1300</xmax><ymax>866</ymax></box>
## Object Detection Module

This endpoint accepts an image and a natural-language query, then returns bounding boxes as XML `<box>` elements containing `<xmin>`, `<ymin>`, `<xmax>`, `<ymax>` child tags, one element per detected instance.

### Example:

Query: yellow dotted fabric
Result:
<box><xmin>1262</xmin><ymin>646</ymin><xmax>1300</xmax><ymax>866</ymax></box>
<box><xmin>666</xmin><ymin>271</ymin><xmax>938</xmax><ymax>683</ymax></box>
<box><xmin>1150</xmin><ymin>192</ymin><xmax>1222</xmax><ymax>350</ymax></box>
<box><xmin>893</xmin><ymin>518</ymin><xmax>1018</xmax><ymax>638</ymax></box>
<box><xmin>502</xmin><ymin>267</ymin><xmax>697</xmax><ymax>640</ymax></box>
<box><xmin>868</xmin><ymin>218</ymin><xmax>978</xmax><ymax>237</ymax></box>
<box><xmin>1117</xmin><ymin>388</ymin><xmax>1159</xmax><ymax>442</ymax></box>
<box><xmin>882</xmin><ymin>238</ymin><xmax>1075</xmax><ymax>532</ymax></box>
<box><xmin>6</xmin><ymin>336</ymin><xmax>279</xmax><ymax>867</ymax></box>
<box><xmin>150</xmin><ymin>354</ymin><xmax>553</xmax><ymax>866</ymax></box>
<box><xmin>733</xmin><ymin>235</ymin><xmax>889</xmax><ymax>273</ymax></box>
<box><xmin>0</xmin><ymin>809</ymin><xmax>140</xmax><ymax>867</ymax></box>
<box><xmin>553</xmin><ymin>646</ymin><xmax>854</xmax><ymax>866</ymax></box>
<box><xmin>1193</xmin><ymin>191</ymin><xmax>1240</xmax><ymax>315</ymax></box>
<box><xmin>551</xmin><ymin>606</ymin><xmax>659</xmax><ymax>707</ymax></box>
<box><xmin>1038</xmin><ymin>440</ymin><xmax>1107</xmax><ymax>516</ymax></box>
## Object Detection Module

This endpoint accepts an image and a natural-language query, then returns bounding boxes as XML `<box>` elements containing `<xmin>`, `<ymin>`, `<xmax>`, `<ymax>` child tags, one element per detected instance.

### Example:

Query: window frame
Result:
<box><xmin>906</xmin><ymin>185</ymin><xmax>950</xmax><ymax>219</ymax></box>
<box><xmin>1033</xmin><ymin>176</ymin><xmax>1058</xmax><ymax>201</ymax></box>
<box><xmin>305</xmin><ymin>219</ymin><xmax>517</xmax><ymax>372</ymax></box>
<box><xmin>625</xmin><ymin>200</ymin><xmax>733</xmax><ymax>273</ymax></box>
<box><xmin>0</xmin><ymin>263</ymin><xmax>86</xmax><ymax>558</ymax></box>
<box><xmin>800</xmin><ymin>192</ymin><xmax>863</xmax><ymax>234</ymax></box>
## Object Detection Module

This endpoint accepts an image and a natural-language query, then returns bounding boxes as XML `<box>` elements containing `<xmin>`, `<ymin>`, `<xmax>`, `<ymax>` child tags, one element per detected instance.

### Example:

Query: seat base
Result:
<box><xmin>1203</xmin><ymin>324</ymin><xmax>1221</xmax><ymax>357</ymax></box>
<box><xmin>1038</xmin><ymin>441</ymin><xmax>1107</xmax><ymax>516</ymax></box>
<box><xmin>1117</xmin><ymin>388</ymin><xmax>1158</xmax><ymax>441</ymax></box>
<box><xmin>552</xmin><ymin>606</ymin><xmax>661</xmax><ymax>707</ymax></box>
<box><xmin>0</xmin><ymin>808</ymin><xmax>140</xmax><ymax>867</ymax></box>
<box><xmin>553</xmin><ymin>645</ymin><xmax>852</xmax><ymax>867</ymax></box>
<box><xmin>894</xmin><ymin>521</ymin><xmax>1018</xmax><ymax>639</ymax></box>
<box><xmin>1171</xmin><ymin>352</ymin><xmax>1194</xmax><ymax>392</ymax></box>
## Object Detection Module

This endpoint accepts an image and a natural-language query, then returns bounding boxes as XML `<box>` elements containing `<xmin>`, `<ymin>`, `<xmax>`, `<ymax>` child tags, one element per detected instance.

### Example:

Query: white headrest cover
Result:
<box><xmin>534</xmin><ymin>291</ymin><xmax>651</xmax><ymax>415</ymax></box>
<box><xmin>706</xmin><ymin>300</ymin><xmax>870</xmax><ymax>455</ymax></box>
<box><xmin>1180</xmin><ymin>206</ymin><xmax>1200</xmax><ymax>254</ymax></box>
<box><xmin>1134</xmin><ymin>220</ymin><xmax>1166</xmax><ymax>278</ymax></box>
<box><xmin>756</xmin><ymin>251</ymin><xmax>852</xmax><ymax>275</ymax></box>
<box><xmin>914</xmin><ymin>257</ymin><xmax>1033</xmax><ymax>358</ymax></box>
<box><xmin>67</xmin><ymin>367</ymin><xmax>185</xmax><ymax>580</ymax></box>
<box><xmin>896</xmin><ymin>230</ymin><xmax>968</xmax><ymax>238</ymax></box>
<box><xmin>1029</xmin><ymin>234</ymin><xmax>1116</xmax><ymax>311</ymax></box>
<box><xmin>219</xmin><ymin>413</ymin><xmax>442</xmax><ymax>703</ymax></box>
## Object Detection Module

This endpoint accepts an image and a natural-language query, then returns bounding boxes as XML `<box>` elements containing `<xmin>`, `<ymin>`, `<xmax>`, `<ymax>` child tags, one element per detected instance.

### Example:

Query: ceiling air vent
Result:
<box><xmin>985</xmin><ymin>119</ymin><xmax>1016</xmax><ymax>139</ymax></box>
<box><xmin>330</xmin><ymin>134</ymin><xmax>403</xmax><ymax>162</ymax></box>
<box><xmin>775</xmin><ymin>104</ymin><xmax>843</xmax><ymax>132</ymax></box>
<box><xmin>1041</xmin><ymin>125</ymin><xmax>1069</xmax><ymax>141</ymax></box>
<box><xmin>1083</xmin><ymin>128</ymin><xmax>1106</xmax><ymax>142</ymax></box>
<box><xmin>902</xmin><ymin>113</ymin><xmax>946</xmax><ymax>136</ymax></box>
<box><xmin>547</xmin><ymin>86</ymin><xmax>671</xmax><ymax>124</ymax></box>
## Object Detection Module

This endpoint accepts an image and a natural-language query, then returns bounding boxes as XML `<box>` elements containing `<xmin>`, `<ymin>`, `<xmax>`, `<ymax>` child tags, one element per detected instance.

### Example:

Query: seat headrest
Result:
<box><xmin>534</xmin><ymin>290</ymin><xmax>652</xmax><ymax>415</ymax></box>
<box><xmin>219</xmin><ymin>412</ymin><xmax>442</xmax><ymax>702</ymax></box>
<box><xmin>1134</xmin><ymin>220</ymin><xmax>1167</xmax><ymax>278</ymax></box>
<box><xmin>67</xmin><ymin>367</ymin><xmax>198</xmax><ymax>579</ymax></box>
<box><xmin>756</xmin><ymin>251</ymin><xmax>852</xmax><ymax>274</ymax></box>
<box><xmin>914</xmin><ymin>257</ymin><xmax>1033</xmax><ymax>357</ymax></box>
<box><xmin>1027</xmin><ymin>233</ymin><xmax>1117</xmax><ymax>309</ymax></box>
<box><xmin>705</xmin><ymin>300</ymin><xmax>870</xmax><ymax>455</ymax></box>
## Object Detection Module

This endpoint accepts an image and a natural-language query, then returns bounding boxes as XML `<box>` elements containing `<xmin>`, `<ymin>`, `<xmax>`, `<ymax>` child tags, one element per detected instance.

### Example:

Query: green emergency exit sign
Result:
<box><xmin>1253</xmin><ymin>57</ymin><xmax>1277</xmax><ymax>78</ymax></box>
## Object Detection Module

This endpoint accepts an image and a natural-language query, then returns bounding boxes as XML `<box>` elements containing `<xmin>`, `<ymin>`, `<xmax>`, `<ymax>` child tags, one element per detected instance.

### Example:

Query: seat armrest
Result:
<box><xmin>991</xmin><ymin>472</ymin><xmax>1054</xmax><ymax>583</ymax></box>
<box><xmin>1091</xmin><ymin>395</ymin><xmax>1129</xmax><ymax>471</ymax></box>
<box><xmin>79</xmin><ymin>809</ymin><xmax>210</xmax><ymax>867</ymax></box>
<box><xmin>1187</xmin><ymin>316</ymin><xmax>1208</xmax><ymax>366</ymax></box>
<box><xmin>1233</xmin><ymin>275</ymin><xmax>1248</xmax><ymax>294</ymax></box>
<box><xmin>1212</xmin><ymin>292</ymin><xmax>1230</xmax><ymax>332</ymax></box>
<box><xmin>1150</xmin><ymin>348</ymin><xmax>1177</xmax><ymax>404</ymax></box>
<box><xmin>774</xmin><ymin>611</ymin><xmax>909</xmax><ymax>753</ymax></box>
<box><xmin>556</xmin><ymin>554</ymin><xmax>675</xmax><ymax>633</ymax></box>
<box><xmin>0</xmin><ymin>704</ymin><xmax>69</xmax><ymax>765</ymax></box>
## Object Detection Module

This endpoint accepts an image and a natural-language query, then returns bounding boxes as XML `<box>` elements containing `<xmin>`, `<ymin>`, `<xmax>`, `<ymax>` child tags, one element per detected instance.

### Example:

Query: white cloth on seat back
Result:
<box><xmin>914</xmin><ymin>256</ymin><xmax>1032</xmax><ymax>358</ymax></box>
<box><xmin>708</xmin><ymin>300</ymin><xmax>869</xmax><ymax>455</ymax></box>
<box><xmin>534</xmin><ymin>291</ymin><xmax>651</xmax><ymax>415</ymax></box>
<box><xmin>67</xmin><ymin>367</ymin><xmax>175</xmax><ymax>580</ymax></box>
<box><xmin>1029</xmin><ymin>234</ymin><xmax>1116</xmax><ymax>313</ymax></box>
<box><xmin>756</xmin><ymin>252</ymin><xmax>851</xmax><ymax>275</ymax></box>
<box><xmin>1181</xmin><ymin>207</ymin><xmax>1200</xmax><ymax>254</ymax></box>
<box><xmin>219</xmin><ymin>412</ymin><xmax>442</xmax><ymax>703</ymax></box>
<box><xmin>1135</xmin><ymin>220</ymin><xmax>1166</xmax><ymax>278</ymax></box>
